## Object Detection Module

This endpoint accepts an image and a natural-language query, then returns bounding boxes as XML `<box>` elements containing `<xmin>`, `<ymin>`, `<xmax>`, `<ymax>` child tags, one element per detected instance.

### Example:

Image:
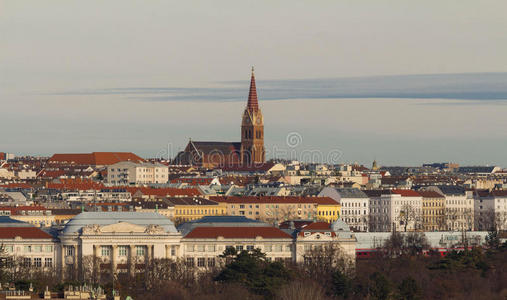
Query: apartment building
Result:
<box><xmin>474</xmin><ymin>190</ymin><xmax>507</xmax><ymax>231</ymax></box>
<box><xmin>419</xmin><ymin>190</ymin><xmax>445</xmax><ymax>231</ymax></box>
<box><xmin>427</xmin><ymin>186</ymin><xmax>474</xmax><ymax>231</ymax></box>
<box><xmin>335</xmin><ymin>188</ymin><xmax>369</xmax><ymax>232</ymax></box>
<box><xmin>107</xmin><ymin>161</ymin><xmax>169</xmax><ymax>185</ymax></box>
<box><xmin>209</xmin><ymin>196</ymin><xmax>341</xmax><ymax>223</ymax></box>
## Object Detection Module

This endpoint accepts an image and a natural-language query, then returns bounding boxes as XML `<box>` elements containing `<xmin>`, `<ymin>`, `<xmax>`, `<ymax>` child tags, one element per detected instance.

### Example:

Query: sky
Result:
<box><xmin>1</xmin><ymin>1</ymin><xmax>507</xmax><ymax>166</ymax></box>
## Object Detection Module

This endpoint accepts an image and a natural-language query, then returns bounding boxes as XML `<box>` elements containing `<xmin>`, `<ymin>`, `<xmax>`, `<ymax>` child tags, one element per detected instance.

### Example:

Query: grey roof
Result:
<box><xmin>336</xmin><ymin>188</ymin><xmax>368</xmax><ymax>198</ymax></box>
<box><xmin>62</xmin><ymin>212</ymin><xmax>178</xmax><ymax>234</ymax></box>
<box><xmin>331</xmin><ymin>218</ymin><xmax>353</xmax><ymax>239</ymax></box>
<box><xmin>177</xmin><ymin>216</ymin><xmax>268</xmax><ymax>236</ymax></box>
<box><xmin>435</xmin><ymin>185</ymin><xmax>465</xmax><ymax>196</ymax></box>
<box><xmin>0</xmin><ymin>216</ymin><xmax>33</xmax><ymax>227</ymax></box>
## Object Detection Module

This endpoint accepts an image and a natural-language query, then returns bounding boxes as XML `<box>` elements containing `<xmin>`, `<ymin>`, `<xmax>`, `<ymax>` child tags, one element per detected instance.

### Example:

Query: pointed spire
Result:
<box><xmin>247</xmin><ymin>66</ymin><xmax>259</xmax><ymax>111</ymax></box>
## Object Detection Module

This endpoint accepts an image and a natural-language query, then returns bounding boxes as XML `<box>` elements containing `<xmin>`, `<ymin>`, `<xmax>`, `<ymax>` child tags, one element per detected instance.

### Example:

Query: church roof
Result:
<box><xmin>189</xmin><ymin>141</ymin><xmax>241</xmax><ymax>155</ymax></box>
<box><xmin>247</xmin><ymin>67</ymin><xmax>259</xmax><ymax>111</ymax></box>
<box><xmin>61</xmin><ymin>212</ymin><xmax>178</xmax><ymax>234</ymax></box>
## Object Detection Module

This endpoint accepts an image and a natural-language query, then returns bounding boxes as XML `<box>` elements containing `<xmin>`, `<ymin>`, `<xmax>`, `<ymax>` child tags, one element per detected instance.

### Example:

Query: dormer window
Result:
<box><xmin>304</xmin><ymin>232</ymin><xmax>310</xmax><ymax>237</ymax></box>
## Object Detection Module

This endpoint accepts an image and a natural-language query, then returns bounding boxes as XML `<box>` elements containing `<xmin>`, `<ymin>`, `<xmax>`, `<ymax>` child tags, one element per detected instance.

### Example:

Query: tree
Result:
<box><xmin>215</xmin><ymin>249</ymin><xmax>291</xmax><ymax>298</ymax></box>
<box><xmin>398</xmin><ymin>204</ymin><xmax>420</xmax><ymax>232</ymax></box>
<box><xmin>485</xmin><ymin>230</ymin><xmax>500</xmax><ymax>250</ymax></box>
<box><xmin>332</xmin><ymin>270</ymin><xmax>352</xmax><ymax>298</ymax></box>
<box><xmin>397</xmin><ymin>276</ymin><xmax>420</xmax><ymax>300</ymax></box>
<box><xmin>404</xmin><ymin>232</ymin><xmax>430</xmax><ymax>256</ymax></box>
<box><xmin>369</xmin><ymin>272</ymin><xmax>392</xmax><ymax>300</ymax></box>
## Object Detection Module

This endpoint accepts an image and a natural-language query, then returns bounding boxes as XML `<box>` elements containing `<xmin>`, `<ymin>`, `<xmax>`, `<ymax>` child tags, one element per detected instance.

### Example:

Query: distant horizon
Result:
<box><xmin>2</xmin><ymin>1</ymin><xmax>506</xmax><ymax>167</ymax></box>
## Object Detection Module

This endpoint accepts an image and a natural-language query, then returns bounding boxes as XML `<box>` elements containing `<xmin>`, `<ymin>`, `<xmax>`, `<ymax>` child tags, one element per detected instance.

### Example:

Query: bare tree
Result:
<box><xmin>398</xmin><ymin>204</ymin><xmax>421</xmax><ymax>232</ymax></box>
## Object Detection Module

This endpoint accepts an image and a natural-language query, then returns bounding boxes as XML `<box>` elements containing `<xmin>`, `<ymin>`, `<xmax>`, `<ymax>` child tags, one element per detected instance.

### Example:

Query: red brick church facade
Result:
<box><xmin>175</xmin><ymin>68</ymin><xmax>265</xmax><ymax>168</ymax></box>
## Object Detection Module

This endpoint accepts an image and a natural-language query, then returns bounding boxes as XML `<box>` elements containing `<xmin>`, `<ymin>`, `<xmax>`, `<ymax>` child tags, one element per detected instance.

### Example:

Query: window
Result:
<box><xmin>34</xmin><ymin>245</ymin><xmax>42</xmax><ymax>253</ymax></box>
<box><xmin>23</xmin><ymin>258</ymin><xmax>31</xmax><ymax>267</ymax></box>
<box><xmin>171</xmin><ymin>245</ymin><xmax>176</xmax><ymax>256</ymax></box>
<box><xmin>44</xmin><ymin>245</ymin><xmax>53</xmax><ymax>253</ymax></box>
<box><xmin>101</xmin><ymin>246</ymin><xmax>111</xmax><ymax>257</ymax></box>
<box><xmin>264</xmin><ymin>245</ymin><xmax>272</xmax><ymax>252</ymax></box>
<box><xmin>65</xmin><ymin>246</ymin><xmax>74</xmax><ymax>256</ymax></box>
<box><xmin>118</xmin><ymin>246</ymin><xmax>128</xmax><ymax>257</ymax></box>
<box><xmin>185</xmin><ymin>257</ymin><xmax>194</xmax><ymax>267</ymax></box>
<box><xmin>186</xmin><ymin>245</ymin><xmax>194</xmax><ymax>252</ymax></box>
<box><xmin>207</xmin><ymin>257</ymin><xmax>215</xmax><ymax>267</ymax></box>
<box><xmin>24</xmin><ymin>246</ymin><xmax>32</xmax><ymax>253</ymax></box>
<box><xmin>44</xmin><ymin>258</ymin><xmax>53</xmax><ymax>268</ymax></box>
<box><xmin>246</xmin><ymin>245</ymin><xmax>254</xmax><ymax>251</ymax></box>
<box><xmin>34</xmin><ymin>258</ymin><xmax>42</xmax><ymax>267</ymax></box>
<box><xmin>274</xmin><ymin>244</ymin><xmax>283</xmax><ymax>252</ymax></box>
<box><xmin>196</xmin><ymin>245</ymin><xmax>205</xmax><ymax>252</ymax></box>
<box><xmin>136</xmin><ymin>246</ymin><xmax>146</xmax><ymax>256</ymax></box>
<box><xmin>236</xmin><ymin>245</ymin><xmax>243</xmax><ymax>251</ymax></box>
<box><xmin>4</xmin><ymin>245</ymin><xmax>13</xmax><ymax>253</ymax></box>
<box><xmin>207</xmin><ymin>245</ymin><xmax>215</xmax><ymax>252</ymax></box>
<box><xmin>197</xmin><ymin>257</ymin><xmax>206</xmax><ymax>267</ymax></box>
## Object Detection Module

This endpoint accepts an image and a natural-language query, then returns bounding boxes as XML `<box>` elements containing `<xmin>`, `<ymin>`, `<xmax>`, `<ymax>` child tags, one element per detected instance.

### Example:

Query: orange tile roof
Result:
<box><xmin>129</xmin><ymin>187</ymin><xmax>201</xmax><ymax>197</ymax></box>
<box><xmin>418</xmin><ymin>190</ymin><xmax>445</xmax><ymax>198</ymax></box>
<box><xmin>184</xmin><ymin>226</ymin><xmax>292</xmax><ymax>239</ymax></box>
<box><xmin>48</xmin><ymin>152</ymin><xmax>144</xmax><ymax>166</ymax></box>
<box><xmin>0</xmin><ymin>227</ymin><xmax>53</xmax><ymax>239</ymax></box>
<box><xmin>392</xmin><ymin>189</ymin><xmax>421</xmax><ymax>197</ymax></box>
<box><xmin>210</xmin><ymin>196</ymin><xmax>338</xmax><ymax>205</ymax></box>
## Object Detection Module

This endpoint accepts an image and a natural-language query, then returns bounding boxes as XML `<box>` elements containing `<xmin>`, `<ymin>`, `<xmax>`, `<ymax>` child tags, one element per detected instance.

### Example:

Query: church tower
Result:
<box><xmin>241</xmin><ymin>67</ymin><xmax>265</xmax><ymax>165</ymax></box>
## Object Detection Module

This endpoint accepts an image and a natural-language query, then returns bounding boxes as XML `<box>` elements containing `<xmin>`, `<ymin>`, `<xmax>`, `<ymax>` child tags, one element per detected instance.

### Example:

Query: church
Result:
<box><xmin>175</xmin><ymin>68</ymin><xmax>265</xmax><ymax>168</ymax></box>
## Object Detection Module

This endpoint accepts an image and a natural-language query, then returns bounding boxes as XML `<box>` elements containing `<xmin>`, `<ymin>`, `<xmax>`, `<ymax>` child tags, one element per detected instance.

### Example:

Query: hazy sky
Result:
<box><xmin>1</xmin><ymin>1</ymin><xmax>507</xmax><ymax>166</ymax></box>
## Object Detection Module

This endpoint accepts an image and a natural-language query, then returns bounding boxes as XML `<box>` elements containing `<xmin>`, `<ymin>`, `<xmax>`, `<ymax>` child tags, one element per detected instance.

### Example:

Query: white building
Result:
<box><xmin>58</xmin><ymin>212</ymin><xmax>181</xmax><ymax>280</ymax></box>
<box><xmin>427</xmin><ymin>186</ymin><xmax>474</xmax><ymax>231</ymax></box>
<box><xmin>0</xmin><ymin>217</ymin><xmax>58</xmax><ymax>270</ymax></box>
<box><xmin>474</xmin><ymin>190</ymin><xmax>507</xmax><ymax>231</ymax></box>
<box><xmin>335</xmin><ymin>188</ymin><xmax>369</xmax><ymax>232</ymax></box>
<box><xmin>107</xmin><ymin>161</ymin><xmax>169</xmax><ymax>186</ymax></box>
<box><xmin>366</xmin><ymin>190</ymin><xmax>422</xmax><ymax>232</ymax></box>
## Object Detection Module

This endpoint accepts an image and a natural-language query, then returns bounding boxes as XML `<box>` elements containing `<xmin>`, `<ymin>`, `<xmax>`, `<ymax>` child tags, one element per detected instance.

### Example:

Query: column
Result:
<box><xmin>129</xmin><ymin>245</ymin><xmax>136</xmax><ymax>276</ymax></box>
<box><xmin>112</xmin><ymin>245</ymin><xmax>118</xmax><ymax>276</ymax></box>
<box><xmin>73</xmin><ymin>245</ymin><xmax>78</xmax><ymax>280</ymax></box>
<box><xmin>165</xmin><ymin>245</ymin><xmax>169</xmax><ymax>259</ymax></box>
<box><xmin>60</xmin><ymin>245</ymin><xmax>65</xmax><ymax>279</ymax></box>
<box><xmin>93</xmin><ymin>245</ymin><xmax>100</xmax><ymax>283</ymax></box>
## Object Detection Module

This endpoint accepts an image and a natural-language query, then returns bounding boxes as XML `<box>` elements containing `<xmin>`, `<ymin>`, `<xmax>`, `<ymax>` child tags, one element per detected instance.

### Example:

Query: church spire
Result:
<box><xmin>247</xmin><ymin>66</ymin><xmax>259</xmax><ymax>111</ymax></box>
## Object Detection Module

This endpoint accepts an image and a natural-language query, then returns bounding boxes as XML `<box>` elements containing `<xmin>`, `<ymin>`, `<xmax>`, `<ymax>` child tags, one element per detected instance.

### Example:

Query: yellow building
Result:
<box><xmin>0</xmin><ymin>206</ymin><xmax>55</xmax><ymax>227</ymax></box>
<box><xmin>210</xmin><ymin>196</ymin><xmax>341</xmax><ymax>224</ymax></box>
<box><xmin>419</xmin><ymin>190</ymin><xmax>446</xmax><ymax>231</ymax></box>
<box><xmin>167</xmin><ymin>197</ymin><xmax>227</xmax><ymax>223</ymax></box>
<box><xmin>52</xmin><ymin>209</ymin><xmax>82</xmax><ymax>225</ymax></box>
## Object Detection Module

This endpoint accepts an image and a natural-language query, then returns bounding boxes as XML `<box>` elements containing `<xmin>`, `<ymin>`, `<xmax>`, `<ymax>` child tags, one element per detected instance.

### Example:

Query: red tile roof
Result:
<box><xmin>210</xmin><ymin>196</ymin><xmax>338</xmax><ymax>205</ymax></box>
<box><xmin>184</xmin><ymin>227</ymin><xmax>292</xmax><ymax>239</ymax></box>
<box><xmin>300</xmin><ymin>222</ymin><xmax>332</xmax><ymax>230</ymax></box>
<box><xmin>48</xmin><ymin>152</ymin><xmax>144</xmax><ymax>166</ymax></box>
<box><xmin>129</xmin><ymin>187</ymin><xmax>201</xmax><ymax>197</ymax></box>
<box><xmin>492</xmin><ymin>190</ymin><xmax>507</xmax><ymax>197</ymax></box>
<box><xmin>0</xmin><ymin>206</ymin><xmax>47</xmax><ymax>215</ymax></box>
<box><xmin>0</xmin><ymin>183</ymin><xmax>32</xmax><ymax>189</ymax></box>
<box><xmin>418</xmin><ymin>190</ymin><xmax>445</xmax><ymax>198</ymax></box>
<box><xmin>392</xmin><ymin>189</ymin><xmax>421</xmax><ymax>197</ymax></box>
<box><xmin>0</xmin><ymin>227</ymin><xmax>53</xmax><ymax>239</ymax></box>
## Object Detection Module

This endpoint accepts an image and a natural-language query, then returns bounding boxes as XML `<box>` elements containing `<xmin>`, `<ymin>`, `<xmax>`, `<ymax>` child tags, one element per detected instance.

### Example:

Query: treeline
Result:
<box><xmin>1</xmin><ymin>233</ymin><xmax>506</xmax><ymax>299</ymax></box>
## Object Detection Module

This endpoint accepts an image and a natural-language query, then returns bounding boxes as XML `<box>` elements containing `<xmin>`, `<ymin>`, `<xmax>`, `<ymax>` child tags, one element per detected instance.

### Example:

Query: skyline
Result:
<box><xmin>1</xmin><ymin>1</ymin><xmax>507</xmax><ymax>166</ymax></box>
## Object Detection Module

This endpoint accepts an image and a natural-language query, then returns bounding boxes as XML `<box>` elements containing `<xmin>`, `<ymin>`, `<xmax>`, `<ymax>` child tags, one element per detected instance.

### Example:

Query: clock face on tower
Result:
<box><xmin>256</xmin><ymin>115</ymin><xmax>262</xmax><ymax>125</ymax></box>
